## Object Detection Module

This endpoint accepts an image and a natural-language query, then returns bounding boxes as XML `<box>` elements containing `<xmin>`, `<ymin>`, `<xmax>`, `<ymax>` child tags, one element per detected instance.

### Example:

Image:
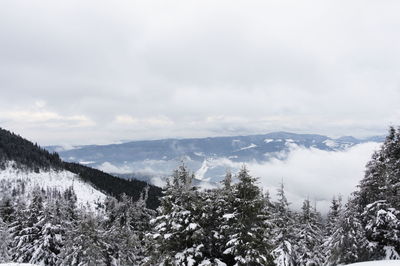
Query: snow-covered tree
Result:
<box><xmin>150</xmin><ymin>164</ymin><xmax>205</xmax><ymax>265</ymax></box>
<box><xmin>295</xmin><ymin>199</ymin><xmax>324</xmax><ymax>266</ymax></box>
<box><xmin>271</xmin><ymin>182</ymin><xmax>297</xmax><ymax>266</ymax></box>
<box><xmin>222</xmin><ymin>167</ymin><xmax>273</xmax><ymax>265</ymax></box>
<box><xmin>325</xmin><ymin>196</ymin><xmax>342</xmax><ymax>237</ymax></box>
<box><xmin>9</xmin><ymin>187</ymin><xmax>45</xmax><ymax>263</ymax></box>
<box><xmin>60</xmin><ymin>210</ymin><xmax>107</xmax><ymax>266</ymax></box>
<box><xmin>0</xmin><ymin>217</ymin><xmax>10</xmax><ymax>263</ymax></box>
<box><xmin>324</xmin><ymin>199</ymin><xmax>370</xmax><ymax>265</ymax></box>
<box><xmin>361</xmin><ymin>200</ymin><xmax>400</xmax><ymax>260</ymax></box>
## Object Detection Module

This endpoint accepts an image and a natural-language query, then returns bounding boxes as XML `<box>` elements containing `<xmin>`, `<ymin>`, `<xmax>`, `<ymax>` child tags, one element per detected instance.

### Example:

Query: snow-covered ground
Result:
<box><xmin>346</xmin><ymin>260</ymin><xmax>400</xmax><ymax>265</ymax></box>
<box><xmin>0</xmin><ymin>263</ymin><xmax>38</xmax><ymax>266</ymax></box>
<box><xmin>0</xmin><ymin>161</ymin><xmax>107</xmax><ymax>209</ymax></box>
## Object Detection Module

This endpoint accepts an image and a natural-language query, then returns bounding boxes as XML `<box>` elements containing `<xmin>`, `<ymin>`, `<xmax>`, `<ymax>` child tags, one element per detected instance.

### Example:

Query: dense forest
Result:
<box><xmin>1</xmin><ymin>127</ymin><xmax>400</xmax><ymax>265</ymax></box>
<box><xmin>0</xmin><ymin>127</ymin><xmax>162</xmax><ymax>209</ymax></box>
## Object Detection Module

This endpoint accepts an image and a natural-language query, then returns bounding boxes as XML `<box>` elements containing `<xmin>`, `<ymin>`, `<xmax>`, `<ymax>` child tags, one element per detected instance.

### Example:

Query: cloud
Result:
<box><xmin>98</xmin><ymin>162</ymin><xmax>133</xmax><ymax>174</ymax></box>
<box><xmin>0</xmin><ymin>110</ymin><xmax>95</xmax><ymax>128</ymax></box>
<box><xmin>246</xmin><ymin>142</ymin><xmax>381</xmax><ymax>213</ymax></box>
<box><xmin>0</xmin><ymin>1</ymin><xmax>399</xmax><ymax>144</ymax></box>
<box><xmin>114</xmin><ymin>115</ymin><xmax>174</xmax><ymax>127</ymax></box>
<box><xmin>188</xmin><ymin>142</ymin><xmax>381</xmax><ymax>213</ymax></box>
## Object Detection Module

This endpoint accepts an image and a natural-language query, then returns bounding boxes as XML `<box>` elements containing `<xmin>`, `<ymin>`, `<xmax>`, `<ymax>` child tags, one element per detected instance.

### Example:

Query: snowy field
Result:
<box><xmin>0</xmin><ymin>161</ymin><xmax>107</xmax><ymax>209</ymax></box>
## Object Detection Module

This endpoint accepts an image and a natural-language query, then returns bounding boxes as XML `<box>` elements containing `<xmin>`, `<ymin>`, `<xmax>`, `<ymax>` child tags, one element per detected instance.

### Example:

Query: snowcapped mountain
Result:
<box><xmin>46</xmin><ymin>132</ymin><xmax>384</xmax><ymax>185</ymax></box>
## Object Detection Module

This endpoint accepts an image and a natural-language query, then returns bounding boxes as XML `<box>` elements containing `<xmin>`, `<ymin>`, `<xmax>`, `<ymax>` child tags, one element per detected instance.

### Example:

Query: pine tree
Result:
<box><xmin>9</xmin><ymin>187</ymin><xmax>45</xmax><ymax>263</ymax></box>
<box><xmin>361</xmin><ymin>200</ymin><xmax>400</xmax><ymax>260</ymax></box>
<box><xmin>60</xmin><ymin>210</ymin><xmax>107</xmax><ymax>266</ymax></box>
<box><xmin>223</xmin><ymin>166</ymin><xmax>273</xmax><ymax>266</ymax></box>
<box><xmin>325</xmin><ymin>196</ymin><xmax>342</xmax><ymax>237</ymax></box>
<box><xmin>0</xmin><ymin>217</ymin><xmax>10</xmax><ymax>263</ymax></box>
<box><xmin>354</xmin><ymin>126</ymin><xmax>400</xmax><ymax>260</ymax></box>
<box><xmin>324</xmin><ymin>199</ymin><xmax>370</xmax><ymax>265</ymax></box>
<box><xmin>295</xmin><ymin>199</ymin><xmax>324</xmax><ymax>266</ymax></box>
<box><xmin>28</xmin><ymin>196</ymin><xmax>65</xmax><ymax>265</ymax></box>
<box><xmin>271</xmin><ymin>182</ymin><xmax>297</xmax><ymax>266</ymax></box>
<box><xmin>214</xmin><ymin>171</ymin><xmax>237</xmax><ymax>265</ymax></box>
<box><xmin>150</xmin><ymin>165</ymin><xmax>205</xmax><ymax>265</ymax></box>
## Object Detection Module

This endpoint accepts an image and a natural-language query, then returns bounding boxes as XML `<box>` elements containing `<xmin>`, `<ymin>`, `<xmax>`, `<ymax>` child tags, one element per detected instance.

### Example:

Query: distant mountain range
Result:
<box><xmin>46</xmin><ymin>132</ymin><xmax>385</xmax><ymax>186</ymax></box>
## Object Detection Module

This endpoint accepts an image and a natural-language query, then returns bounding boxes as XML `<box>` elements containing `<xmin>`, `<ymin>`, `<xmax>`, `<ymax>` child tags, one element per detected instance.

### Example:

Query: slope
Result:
<box><xmin>0</xmin><ymin>127</ymin><xmax>161</xmax><ymax>209</ymax></box>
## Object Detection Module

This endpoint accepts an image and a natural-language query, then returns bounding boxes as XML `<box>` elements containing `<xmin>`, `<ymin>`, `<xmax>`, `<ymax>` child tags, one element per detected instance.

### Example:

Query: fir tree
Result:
<box><xmin>9</xmin><ymin>188</ymin><xmax>45</xmax><ymax>263</ymax></box>
<box><xmin>150</xmin><ymin>165</ymin><xmax>205</xmax><ymax>265</ymax></box>
<box><xmin>271</xmin><ymin>182</ymin><xmax>297</xmax><ymax>266</ymax></box>
<box><xmin>0</xmin><ymin>217</ymin><xmax>10</xmax><ymax>263</ymax></box>
<box><xmin>325</xmin><ymin>196</ymin><xmax>342</xmax><ymax>237</ymax></box>
<box><xmin>295</xmin><ymin>199</ymin><xmax>324</xmax><ymax>266</ymax></box>
<box><xmin>223</xmin><ymin>167</ymin><xmax>273</xmax><ymax>266</ymax></box>
<box><xmin>60</xmin><ymin>210</ymin><xmax>107</xmax><ymax>266</ymax></box>
<box><xmin>361</xmin><ymin>200</ymin><xmax>400</xmax><ymax>260</ymax></box>
<box><xmin>324</xmin><ymin>199</ymin><xmax>370</xmax><ymax>265</ymax></box>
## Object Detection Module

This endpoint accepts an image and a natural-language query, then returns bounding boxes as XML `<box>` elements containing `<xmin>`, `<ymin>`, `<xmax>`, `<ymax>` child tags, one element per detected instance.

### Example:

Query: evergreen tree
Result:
<box><xmin>60</xmin><ymin>210</ymin><xmax>107</xmax><ymax>266</ymax></box>
<box><xmin>325</xmin><ymin>196</ymin><xmax>342</xmax><ymax>237</ymax></box>
<box><xmin>151</xmin><ymin>165</ymin><xmax>205</xmax><ymax>265</ymax></box>
<box><xmin>324</xmin><ymin>199</ymin><xmax>370</xmax><ymax>265</ymax></box>
<box><xmin>295</xmin><ymin>199</ymin><xmax>324</xmax><ymax>266</ymax></box>
<box><xmin>28</xmin><ymin>197</ymin><xmax>66</xmax><ymax>265</ymax></box>
<box><xmin>222</xmin><ymin>166</ymin><xmax>273</xmax><ymax>265</ymax></box>
<box><xmin>214</xmin><ymin>171</ymin><xmax>237</xmax><ymax>265</ymax></box>
<box><xmin>0</xmin><ymin>217</ymin><xmax>10</xmax><ymax>263</ymax></box>
<box><xmin>271</xmin><ymin>182</ymin><xmax>297</xmax><ymax>266</ymax></box>
<box><xmin>361</xmin><ymin>200</ymin><xmax>400</xmax><ymax>260</ymax></box>
<box><xmin>9</xmin><ymin>188</ymin><xmax>45</xmax><ymax>263</ymax></box>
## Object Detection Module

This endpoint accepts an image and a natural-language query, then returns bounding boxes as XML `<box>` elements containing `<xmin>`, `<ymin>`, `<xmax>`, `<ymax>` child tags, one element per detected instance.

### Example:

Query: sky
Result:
<box><xmin>1</xmin><ymin>0</ymin><xmax>400</xmax><ymax>146</ymax></box>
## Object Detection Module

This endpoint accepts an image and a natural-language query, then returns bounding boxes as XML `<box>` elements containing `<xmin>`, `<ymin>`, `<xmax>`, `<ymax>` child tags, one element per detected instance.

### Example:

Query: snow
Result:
<box><xmin>78</xmin><ymin>161</ymin><xmax>95</xmax><ymax>165</ymax></box>
<box><xmin>194</xmin><ymin>152</ymin><xmax>205</xmax><ymax>157</ymax></box>
<box><xmin>0</xmin><ymin>262</ymin><xmax>36</xmax><ymax>266</ymax></box>
<box><xmin>187</xmin><ymin>223</ymin><xmax>198</xmax><ymax>230</ymax></box>
<box><xmin>0</xmin><ymin>161</ymin><xmax>107</xmax><ymax>209</ymax></box>
<box><xmin>195</xmin><ymin>160</ymin><xmax>209</xmax><ymax>180</ymax></box>
<box><xmin>324</xmin><ymin>139</ymin><xmax>339</xmax><ymax>148</ymax></box>
<box><xmin>345</xmin><ymin>260</ymin><xmax>400</xmax><ymax>265</ymax></box>
<box><xmin>239</xmin><ymin>143</ymin><xmax>257</xmax><ymax>151</ymax></box>
<box><xmin>223</xmin><ymin>213</ymin><xmax>235</xmax><ymax>220</ymax></box>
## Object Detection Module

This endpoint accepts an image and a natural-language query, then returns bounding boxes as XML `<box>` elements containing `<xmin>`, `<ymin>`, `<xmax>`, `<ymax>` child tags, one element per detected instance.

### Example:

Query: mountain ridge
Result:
<box><xmin>0</xmin><ymin>127</ymin><xmax>162</xmax><ymax>209</ymax></box>
<box><xmin>44</xmin><ymin>131</ymin><xmax>385</xmax><ymax>186</ymax></box>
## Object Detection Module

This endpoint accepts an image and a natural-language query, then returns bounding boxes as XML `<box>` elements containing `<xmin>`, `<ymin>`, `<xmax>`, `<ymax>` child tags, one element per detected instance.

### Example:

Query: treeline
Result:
<box><xmin>64</xmin><ymin>162</ymin><xmax>161</xmax><ymax>210</ymax></box>
<box><xmin>0</xmin><ymin>127</ymin><xmax>399</xmax><ymax>265</ymax></box>
<box><xmin>0</xmin><ymin>127</ymin><xmax>62</xmax><ymax>171</ymax></box>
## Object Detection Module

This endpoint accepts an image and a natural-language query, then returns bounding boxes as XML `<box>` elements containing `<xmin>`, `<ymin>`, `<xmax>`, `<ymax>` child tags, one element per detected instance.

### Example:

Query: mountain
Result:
<box><xmin>0</xmin><ymin>128</ymin><xmax>162</xmax><ymax>209</ymax></box>
<box><xmin>46</xmin><ymin>132</ymin><xmax>385</xmax><ymax>185</ymax></box>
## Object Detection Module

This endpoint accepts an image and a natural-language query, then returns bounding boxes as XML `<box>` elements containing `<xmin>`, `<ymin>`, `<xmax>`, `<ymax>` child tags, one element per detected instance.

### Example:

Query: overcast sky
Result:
<box><xmin>1</xmin><ymin>0</ymin><xmax>400</xmax><ymax>145</ymax></box>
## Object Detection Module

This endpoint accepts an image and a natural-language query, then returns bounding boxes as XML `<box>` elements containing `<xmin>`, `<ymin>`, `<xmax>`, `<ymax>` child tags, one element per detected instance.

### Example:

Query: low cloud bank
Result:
<box><xmin>247</xmin><ymin>142</ymin><xmax>381</xmax><ymax>212</ymax></box>
<box><xmin>95</xmin><ymin>142</ymin><xmax>381</xmax><ymax>213</ymax></box>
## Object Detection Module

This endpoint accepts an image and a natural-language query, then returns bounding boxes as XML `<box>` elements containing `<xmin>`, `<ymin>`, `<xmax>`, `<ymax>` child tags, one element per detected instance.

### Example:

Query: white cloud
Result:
<box><xmin>98</xmin><ymin>162</ymin><xmax>133</xmax><ymax>174</ymax></box>
<box><xmin>0</xmin><ymin>1</ymin><xmax>399</xmax><ymax>144</ymax></box>
<box><xmin>247</xmin><ymin>142</ymin><xmax>381</xmax><ymax>213</ymax></box>
<box><xmin>0</xmin><ymin>110</ymin><xmax>95</xmax><ymax>128</ymax></box>
<box><xmin>114</xmin><ymin>115</ymin><xmax>174</xmax><ymax>127</ymax></box>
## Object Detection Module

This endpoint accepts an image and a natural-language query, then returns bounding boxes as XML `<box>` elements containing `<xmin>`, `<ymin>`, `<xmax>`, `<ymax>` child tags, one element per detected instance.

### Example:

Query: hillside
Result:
<box><xmin>0</xmin><ymin>127</ymin><xmax>162</xmax><ymax>209</ymax></box>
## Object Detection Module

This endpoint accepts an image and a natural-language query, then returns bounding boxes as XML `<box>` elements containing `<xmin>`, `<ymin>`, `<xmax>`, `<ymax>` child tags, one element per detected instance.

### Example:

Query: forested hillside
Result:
<box><xmin>0</xmin><ymin>127</ymin><xmax>162</xmax><ymax>209</ymax></box>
